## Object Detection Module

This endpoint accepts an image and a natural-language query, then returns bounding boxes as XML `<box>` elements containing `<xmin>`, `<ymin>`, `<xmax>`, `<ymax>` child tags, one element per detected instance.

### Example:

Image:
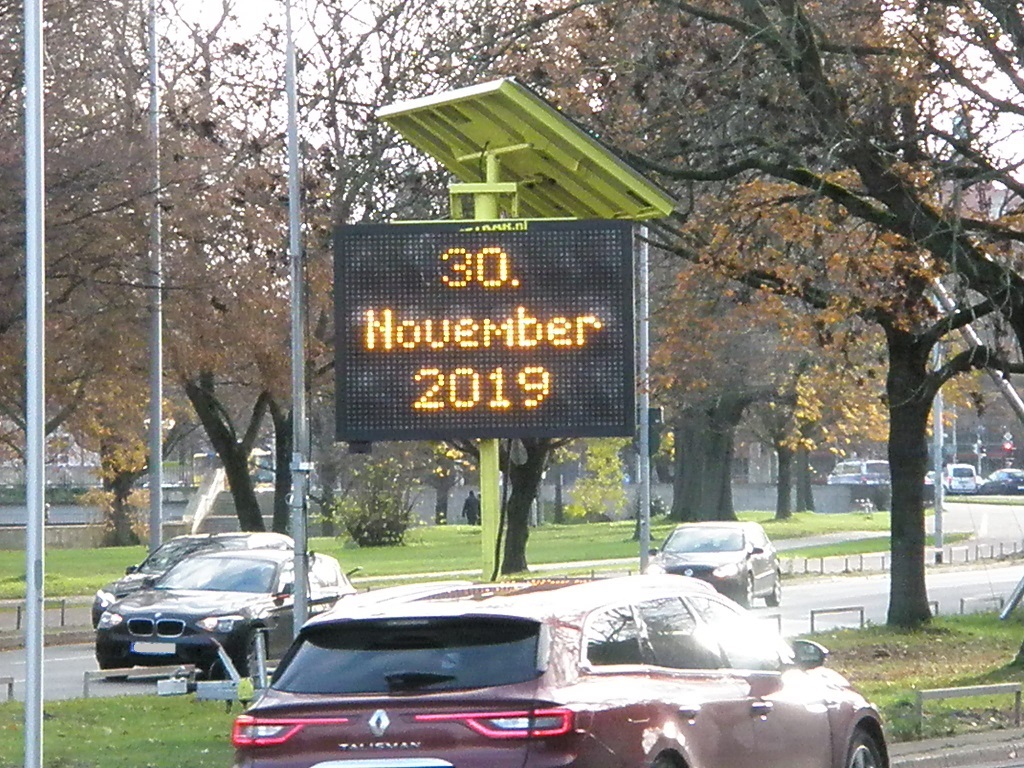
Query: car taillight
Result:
<box><xmin>415</xmin><ymin>708</ymin><xmax>573</xmax><ymax>739</ymax></box>
<box><xmin>231</xmin><ymin>715</ymin><xmax>349</xmax><ymax>747</ymax></box>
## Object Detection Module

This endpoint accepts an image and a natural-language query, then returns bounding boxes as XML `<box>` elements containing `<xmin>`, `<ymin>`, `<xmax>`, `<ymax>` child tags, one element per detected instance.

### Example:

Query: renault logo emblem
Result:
<box><xmin>368</xmin><ymin>709</ymin><xmax>390</xmax><ymax>737</ymax></box>
<box><xmin>683</xmin><ymin>568</ymin><xmax>694</xmax><ymax>577</ymax></box>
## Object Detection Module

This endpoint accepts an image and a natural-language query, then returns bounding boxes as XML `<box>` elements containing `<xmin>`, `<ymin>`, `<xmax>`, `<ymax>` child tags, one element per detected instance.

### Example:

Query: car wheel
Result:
<box><xmin>765</xmin><ymin>571</ymin><xmax>782</xmax><ymax>607</ymax></box>
<box><xmin>846</xmin><ymin>728</ymin><xmax>884</xmax><ymax>768</ymax></box>
<box><xmin>650</xmin><ymin>754</ymin><xmax>680</xmax><ymax>768</ymax></box>
<box><xmin>740</xmin><ymin>574</ymin><xmax>755</xmax><ymax>608</ymax></box>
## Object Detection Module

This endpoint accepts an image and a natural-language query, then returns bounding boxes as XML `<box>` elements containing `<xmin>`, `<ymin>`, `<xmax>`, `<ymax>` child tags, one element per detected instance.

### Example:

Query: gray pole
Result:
<box><xmin>147</xmin><ymin>0</ymin><xmax>164</xmax><ymax>553</ymax></box>
<box><xmin>932</xmin><ymin>346</ymin><xmax>944</xmax><ymax>564</ymax></box>
<box><xmin>638</xmin><ymin>226</ymin><xmax>651</xmax><ymax>573</ymax></box>
<box><xmin>286</xmin><ymin>0</ymin><xmax>309</xmax><ymax>634</ymax></box>
<box><xmin>23</xmin><ymin>0</ymin><xmax>45</xmax><ymax>763</ymax></box>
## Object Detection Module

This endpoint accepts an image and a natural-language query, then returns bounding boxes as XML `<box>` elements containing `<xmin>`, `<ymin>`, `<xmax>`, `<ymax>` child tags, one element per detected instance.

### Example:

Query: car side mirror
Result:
<box><xmin>749</xmin><ymin>546</ymin><xmax>765</xmax><ymax>555</ymax></box>
<box><xmin>279</xmin><ymin>582</ymin><xmax>295</xmax><ymax>596</ymax></box>
<box><xmin>791</xmin><ymin>639</ymin><xmax>829</xmax><ymax>669</ymax></box>
<box><xmin>125</xmin><ymin>565</ymin><xmax>139</xmax><ymax>575</ymax></box>
<box><xmin>140</xmin><ymin>575</ymin><xmax>157</xmax><ymax>589</ymax></box>
<box><xmin>648</xmin><ymin>548</ymin><xmax>659</xmax><ymax>556</ymax></box>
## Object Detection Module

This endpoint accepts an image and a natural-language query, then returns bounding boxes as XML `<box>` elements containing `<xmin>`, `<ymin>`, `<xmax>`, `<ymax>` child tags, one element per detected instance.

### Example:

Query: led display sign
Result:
<box><xmin>334</xmin><ymin>219</ymin><xmax>635</xmax><ymax>441</ymax></box>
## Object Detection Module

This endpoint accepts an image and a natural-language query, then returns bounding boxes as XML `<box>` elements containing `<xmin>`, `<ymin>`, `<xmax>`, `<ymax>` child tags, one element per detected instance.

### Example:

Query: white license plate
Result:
<box><xmin>131</xmin><ymin>641</ymin><xmax>175</xmax><ymax>655</ymax></box>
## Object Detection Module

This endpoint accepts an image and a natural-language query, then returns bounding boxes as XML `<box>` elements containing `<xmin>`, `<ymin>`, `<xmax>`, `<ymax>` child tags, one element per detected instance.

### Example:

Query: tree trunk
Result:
<box><xmin>501</xmin><ymin>439</ymin><xmax>552</xmax><ymax>574</ymax></box>
<box><xmin>104</xmin><ymin>471</ymin><xmax>141</xmax><ymax>547</ymax></box>
<box><xmin>884</xmin><ymin>326</ymin><xmax>935</xmax><ymax>628</ymax></box>
<box><xmin>795</xmin><ymin>446</ymin><xmax>815</xmax><ymax>512</ymax></box>
<box><xmin>775</xmin><ymin>442</ymin><xmax>793</xmax><ymax>520</ymax></box>
<box><xmin>671</xmin><ymin>396</ymin><xmax>748</xmax><ymax>522</ymax></box>
<box><xmin>183</xmin><ymin>372</ymin><xmax>268</xmax><ymax>532</ymax></box>
<box><xmin>269</xmin><ymin>401</ymin><xmax>293</xmax><ymax>535</ymax></box>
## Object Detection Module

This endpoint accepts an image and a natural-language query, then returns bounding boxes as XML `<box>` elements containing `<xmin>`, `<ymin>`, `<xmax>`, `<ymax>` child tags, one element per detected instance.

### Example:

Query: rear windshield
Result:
<box><xmin>951</xmin><ymin>467</ymin><xmax>975</xmax><ymax>478</ymax></box>
<box><xmin>271</xmin><ymin>617</ymin><xmax>542</xmax><ymax>694</ymax></box>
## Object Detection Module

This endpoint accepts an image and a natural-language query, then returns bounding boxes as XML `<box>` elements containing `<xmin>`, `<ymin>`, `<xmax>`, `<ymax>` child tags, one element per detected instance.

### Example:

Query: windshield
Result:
<box><xmin>951</xmin><ymin>467</ymin><xmax>974</xmax><ymax>478</ymax></box>
<box><xmin>157</xmin><ymin>556</ymin><xmax>277</xmax><ymax>593</ymax></box>
<box><xmin>139</xmin><ymin>538</ymin><xmax>218</xmax><ymax>574</ymax></box>
<box><xmin>272</xmin><ymin>617</ymin><xmax>541</xmax><ymax>694</ymax></box>
<box><xmin>663</xmin><ymin>527</ymin><xmax>745</xmax><ymax>554</ymax></box>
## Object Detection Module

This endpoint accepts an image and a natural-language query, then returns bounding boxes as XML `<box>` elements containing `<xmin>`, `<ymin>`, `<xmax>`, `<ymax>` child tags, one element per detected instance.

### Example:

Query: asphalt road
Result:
<box><xmin>2</xmin><ymin>557</ymin><xmax>1022</xmax><ymax>703</ymax></box>
<box><xmin>2</xmin><ymin>496</ymin><xmax>1024</xmax><ymax>703</ymax></box>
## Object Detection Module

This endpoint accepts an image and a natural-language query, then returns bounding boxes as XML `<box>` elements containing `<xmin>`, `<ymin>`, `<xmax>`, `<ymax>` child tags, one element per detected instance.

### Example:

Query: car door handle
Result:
<box><xmin>751</xmin><ymin>701</ymin><xmax>774</xmax><ymax>719</ymax></box>
<box><xmin>678</xmin><ymin>705</ymin><xmax>701</xmax><ymax>721</ymax></box>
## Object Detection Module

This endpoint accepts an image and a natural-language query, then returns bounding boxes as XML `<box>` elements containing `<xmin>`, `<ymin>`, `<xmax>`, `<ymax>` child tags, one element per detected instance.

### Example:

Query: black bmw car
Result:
<box><xmin>94</xmin><ymin>549</ymin><xmax>355</xmax><ymax>676</ymax></box>
<box><xmin>90</xmin><ymin>532</ymin><xmax>294</xmax><ymax>627</ymax></box>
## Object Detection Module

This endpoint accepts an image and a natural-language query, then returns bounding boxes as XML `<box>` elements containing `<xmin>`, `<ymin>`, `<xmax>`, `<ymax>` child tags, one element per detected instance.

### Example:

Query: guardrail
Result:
<box><xmin>83</xmin><ymin>664</ymin><xmax>197</xmax><ymax>698</ymax></box>
<box><xmin>0</xmin><ymin>598</ymin><xmax>74</xmax><ymax>631</ymax></box>
<box><xmin>960</xmin><ymin>595</ymin><xmax>1004</xmax><ymax>614</ymax></box>
<box><xmin>915</xmin><ymin>683</ymin><xmax>1022</xmax><ymax>736</ymax></box>
<box><xmin>809</xmin><ymin>606</ymin><xmax>865</xmax><ymax>633</ymax></box>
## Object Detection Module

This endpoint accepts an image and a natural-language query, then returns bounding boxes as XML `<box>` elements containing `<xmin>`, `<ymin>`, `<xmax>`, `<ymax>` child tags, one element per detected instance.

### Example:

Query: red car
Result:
<box><xmin>232</xmin><ymin>575</ymin><xmax>888</xmax><ymax>768</ymax></box>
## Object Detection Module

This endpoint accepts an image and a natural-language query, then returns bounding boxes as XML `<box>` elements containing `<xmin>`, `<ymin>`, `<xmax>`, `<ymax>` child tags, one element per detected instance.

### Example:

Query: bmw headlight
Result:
<box><xmin>94</xmin><ymin>590</ymin><xmax>116</xmax><ymax>609</ymax></box>
<box><xmin>197</xmin><ymin>615</ymin><xmax>244</xmax><ymax>633</ymax></box>
<box><xmin>712</xmin><ymin>563</ymin><xmax>741</xmax><ymax>578</ymax></box>
<box><xmin>646</xmin><ymin>562</ymin><xmax>667</xmax><ymax>575</ymax></box>
<box><xmin>97</xmin><ymin>611</ymin><xmax>123</xmax><ymax>630</ymax></box>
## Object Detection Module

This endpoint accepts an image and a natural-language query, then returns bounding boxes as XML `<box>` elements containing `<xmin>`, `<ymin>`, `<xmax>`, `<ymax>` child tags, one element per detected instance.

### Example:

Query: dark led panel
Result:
<box><xmin>334</xmin><ymin>219</ymin><xmax>635</xmax><ymax>441</ymax></box>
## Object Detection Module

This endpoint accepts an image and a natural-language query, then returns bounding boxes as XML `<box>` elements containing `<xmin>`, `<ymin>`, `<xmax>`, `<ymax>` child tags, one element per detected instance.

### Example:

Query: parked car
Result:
<box><xmin>645</xmin><ymin>521</ymin><xmax>781</xmax><ymax>607</ymax></box>
<box><xmin>943</xmin><ymin>463</ymin><xmax>979</xmax><ymax>494</ymax></box>
<box><xmin>90</xmin><ymin>532</ymin><xmax>294</xmax><ymax>627</ymax></box>
<box><xmin>978</xmin><ymin>467</ymin><xmax>1024</xmax><ymax>495</ymax></box>
<box><xmin>826</xmin><ymin>459</ymin><xmax>890</xmax><ymax>486</ymax></box>
<box><xmin>94</xmin><ymin>549</ymin><xmax>354</xmax><ymax>676</ymax></box>
<box><xmin>232</xmin><ymin>576</ymin><xmax>889</xmax><ymax>768</ymax></box>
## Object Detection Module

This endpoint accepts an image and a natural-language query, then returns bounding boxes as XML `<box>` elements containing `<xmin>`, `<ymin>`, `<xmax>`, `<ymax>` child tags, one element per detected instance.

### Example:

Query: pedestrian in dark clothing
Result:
<box><xmin>462</xmin><ymin>490</ymin><xmax>481</xmax><ymax>525</ymax></box>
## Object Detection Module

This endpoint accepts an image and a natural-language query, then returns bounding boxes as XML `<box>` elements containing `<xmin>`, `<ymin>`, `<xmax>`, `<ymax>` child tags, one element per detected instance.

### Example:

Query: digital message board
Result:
<box><xmin>334</xmin><ymin>219</ymin><xmax>635</xmax><ymax>441</ymax></box>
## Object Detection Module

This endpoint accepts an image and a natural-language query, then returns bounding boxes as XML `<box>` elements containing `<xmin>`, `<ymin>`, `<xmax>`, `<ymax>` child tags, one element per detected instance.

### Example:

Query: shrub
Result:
<box><xmin>566</xmin><ymin>438</ymin><xmax>630</xmax><ymax>521</ymax></box>
<box><xmin>330</xmin><ymin>457</ymin><xmax>417</xmax><ymax>547</ymax></box>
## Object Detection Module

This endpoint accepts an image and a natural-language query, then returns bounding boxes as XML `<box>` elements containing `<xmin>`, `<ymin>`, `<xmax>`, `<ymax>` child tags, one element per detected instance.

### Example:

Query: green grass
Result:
<box><xmin>0</xmin><ymin>696</ymin><xmax>237</xmax><ymax>767</ymax></box>
<box><xmin>0</xmin><ymin>511</ymin><xmax>892</xmax><ymax>600</ymax></box>
<box><xmin>815</xmin><ymin>612</ymin><xmax>1024</xmax><ymax>741</ymax></box>
<box><xmin>786</xmin><ymin>532</ymin><xmax>970</xmax><ymax>558</ymax></box>
<box><xmin>0</xmin><ymin>612</ymin><xmax>1020</xmax><ymax>764</ymax></box>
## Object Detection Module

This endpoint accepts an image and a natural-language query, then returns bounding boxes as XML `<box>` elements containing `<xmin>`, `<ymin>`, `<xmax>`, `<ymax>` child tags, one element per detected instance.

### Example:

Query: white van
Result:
<box><xmin>943</xmin><ymin>463</ymin><xmax>979</xmax><ymax>494</ymax></box>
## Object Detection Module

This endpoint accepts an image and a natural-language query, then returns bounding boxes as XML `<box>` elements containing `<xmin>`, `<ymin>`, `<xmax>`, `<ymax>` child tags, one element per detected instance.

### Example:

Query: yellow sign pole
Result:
<box><xmin>472</xmin><ymin>154</ymin><xmax>501</xmax><ymax>581</ymax></box>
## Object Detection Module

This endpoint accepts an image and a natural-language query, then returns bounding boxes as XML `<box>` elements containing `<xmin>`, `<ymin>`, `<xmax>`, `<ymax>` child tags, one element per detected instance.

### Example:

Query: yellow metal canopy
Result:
<box><xmin>377</xmin><ymin>78</ymin><xmax>675</xmax><ymax>221</ymax></box>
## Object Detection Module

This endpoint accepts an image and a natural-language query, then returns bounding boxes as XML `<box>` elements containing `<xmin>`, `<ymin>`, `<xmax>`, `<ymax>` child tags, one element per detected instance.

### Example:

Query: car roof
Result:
<box><xmin>305</xmin><ymin>574</ymin><xmax>717</xmax><ymax>629</ymax></box>
<box><xmin>669</xmin><ymin>521</ymin><xmax>765</xmax><ymax>533</ymax></box>
<box><xmin>158</xmin><ymin>532</ymin><xmax>294</xmax><ymax>547</ymax></box>
<box><xmin>180</xmin><ymin>548</ymin><xmax>298</xmax><ymax>565</ymax></box>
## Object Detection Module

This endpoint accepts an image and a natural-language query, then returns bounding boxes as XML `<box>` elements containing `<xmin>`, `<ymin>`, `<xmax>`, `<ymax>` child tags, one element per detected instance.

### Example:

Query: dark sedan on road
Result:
<box><xmin>232</xmin><ymin>576</ymin><xmax>888</xmax><ymax>768</ymax></box>
<box><xmin>95</xmin><ymin>549</ymin><xmax>354</xmax><ymax>676</ymax></box>
<box><xmin>978</xmin><ymin>468</ymin><xmax>1024</xmax><ymax>495</ymax></box>
<box><xmin>646</xmin><ymin>520</ymin><xmax>781</xmax><ymax>607</ymax></box>
<box><xmin>90</xmin><ymin>532</ymin><xmax>294</xmax><ymax>627</ymax></box>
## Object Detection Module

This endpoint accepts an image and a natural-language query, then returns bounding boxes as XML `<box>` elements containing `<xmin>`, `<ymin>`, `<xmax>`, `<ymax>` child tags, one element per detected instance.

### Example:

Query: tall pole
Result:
<box><xmin>286</xmin><ymin>0</ymin><xmax>310</xmax><ymax>634</ymax></box>
<box><xmin>637</xmin><ymin>226</ymin><xmax>651</xmax><ymax>573</ymax></box>
<box><xmin>932</xmin><ymin>345</ymin><xmax>944</xmax><ymax>564</ymax></box>
<box><xmin>147</xmin><ymin>0</ymin><xmax>164</xmax><ymax>554</ymax></box>
<box><xmin>23</xmin><ymin>0</ymin><xmax>46</xmax><ymax>762</ymax></box>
